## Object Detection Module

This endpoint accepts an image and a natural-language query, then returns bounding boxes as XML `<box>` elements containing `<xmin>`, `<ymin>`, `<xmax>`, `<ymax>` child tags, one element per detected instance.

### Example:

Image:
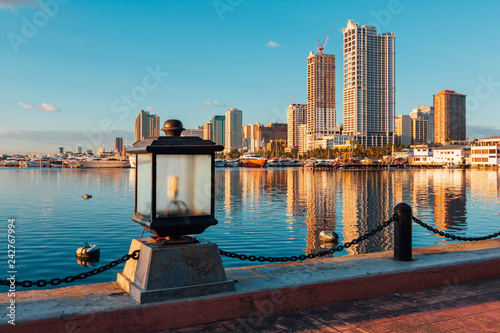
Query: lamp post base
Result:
<box><xmin>117</xmin><ymin>237</ymin><xmax>235</xmax><ymax>304</ymax></box>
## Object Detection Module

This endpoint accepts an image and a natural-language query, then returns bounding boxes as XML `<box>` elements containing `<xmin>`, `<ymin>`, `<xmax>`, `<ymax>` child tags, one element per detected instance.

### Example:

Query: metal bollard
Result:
<box><xmin>394</xmin><ymin>203</ymin><xmax>412</xmax><ymax>261</ymax></box>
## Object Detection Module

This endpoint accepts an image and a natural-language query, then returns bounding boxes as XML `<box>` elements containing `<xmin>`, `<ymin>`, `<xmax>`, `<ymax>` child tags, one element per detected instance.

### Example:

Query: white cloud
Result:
<box><xmin>201</xmin><ymin>100</ymin><xmax>225</xmax><ymax>107</ymax></box>
<box><xmin>0</xmin><ymin>0</ymin><xmax>39</xmax><ymax>9</ymax></box>
<box><xmin>266</xmin><ymin>41</ymin><xmax>282</xmax><ymax>48</ymax></box>
<box><xmin>19</xmin><ymin>102</ymin><xmax>61</xmax><ymax>112</ymax></box>
<box><xmin>145</xmin><ymin>106</ymin><xmax>159</xmax><ymax>113</ymax></box>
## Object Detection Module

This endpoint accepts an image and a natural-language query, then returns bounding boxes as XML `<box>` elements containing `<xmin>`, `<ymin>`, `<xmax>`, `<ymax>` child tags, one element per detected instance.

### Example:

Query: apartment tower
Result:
<box><xmin>225</xmin><ymin>108</ymin><xmax>243</xmax><ymax>152</ymax></box>
<box><xmin>307</xmin><ymin>51</ymin><xmax>336</xmax><ymax>150</ymax></box>
<box><xmin>211</xmin><ymin>115</ymin><xmax>225</xmax><ymax>146</ymax></box>
<box><xmin>287</xmin><ymin>104</ymin><xmax>307</xmax><ymax>150</ymax></box>
<box><xmin>433</xmin><ymin>90</ymin><xmax>466</xmax><ymax>144</ymax></box>
<box><xmin>134</xmin><ymin>110</ymin><xmax>160</xmax><ymax>142</ymax></box>
<box><xmin>342</xmin><ymin>20</ymin><xmax>395</xmax><ymax>147</ymax></box>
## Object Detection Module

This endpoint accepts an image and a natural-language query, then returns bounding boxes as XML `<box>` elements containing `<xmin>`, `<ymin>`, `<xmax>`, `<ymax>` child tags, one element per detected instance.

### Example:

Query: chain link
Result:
<box><xmin>0</xmin><ymin>250</ymin><xmax>140</xmax><ymax>288</ymax></box>
<box><xmin>220</xmin><ymin>216</ymin><xmax>396</xmax><ymax>262</ymax></box>
<box><xmin>412</xmin><ymin>216</ymin><xmax>500</xmax><ymax>241</ymax></box>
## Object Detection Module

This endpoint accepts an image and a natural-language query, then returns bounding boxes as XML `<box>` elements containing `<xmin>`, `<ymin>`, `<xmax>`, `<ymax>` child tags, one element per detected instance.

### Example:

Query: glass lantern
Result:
<box><xmin>127</xmin><ymin>120</ymin><xmax>223</xmax><ymax>238</ymax></box>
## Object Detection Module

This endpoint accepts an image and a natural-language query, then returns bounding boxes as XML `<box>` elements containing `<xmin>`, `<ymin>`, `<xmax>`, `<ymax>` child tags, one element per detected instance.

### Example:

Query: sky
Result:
<box><xmin>1</xmin><ymin>0</ymin><xmax>500</xmax><ymax>154</ymax></box>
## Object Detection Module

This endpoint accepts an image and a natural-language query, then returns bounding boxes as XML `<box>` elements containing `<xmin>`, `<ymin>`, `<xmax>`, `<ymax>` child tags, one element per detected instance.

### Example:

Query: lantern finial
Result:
<box><xmin>162</xmin><ymin>119</ymin><xmax>185</xmax><ymax>137</ymax></box>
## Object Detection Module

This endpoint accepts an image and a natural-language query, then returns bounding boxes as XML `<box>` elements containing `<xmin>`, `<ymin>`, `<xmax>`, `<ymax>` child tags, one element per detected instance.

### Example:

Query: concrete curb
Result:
<box><xmin>1</xmin><ymin>240</ymin><xmax>499</xmax><ymax>332</ymax></box>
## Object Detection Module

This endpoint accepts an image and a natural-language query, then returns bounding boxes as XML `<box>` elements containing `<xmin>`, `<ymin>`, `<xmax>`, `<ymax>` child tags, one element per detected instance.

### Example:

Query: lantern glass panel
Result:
<box><xmin>136</xmin><ymin>153</ymin><xmax>152</xmax><ymax>218</ymax></box>
<box><xmin>156</xmin><ymin>154</ymin><xmax>211</xmax><ymax>217</ymax></box>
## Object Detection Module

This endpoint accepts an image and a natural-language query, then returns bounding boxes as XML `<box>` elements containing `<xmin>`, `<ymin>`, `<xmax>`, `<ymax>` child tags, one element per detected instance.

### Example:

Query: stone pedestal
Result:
<box><xmin>117</xmin><ymin>238</ymin><xmax>235</xmax><ymax>304</ymax></box>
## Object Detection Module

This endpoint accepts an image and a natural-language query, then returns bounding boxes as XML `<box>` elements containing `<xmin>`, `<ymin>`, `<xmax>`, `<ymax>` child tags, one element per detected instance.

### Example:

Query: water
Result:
<box><xmin>0</xmin><ymin>168</ymin><xmax>499</xmax><ymax>291</ymax></box>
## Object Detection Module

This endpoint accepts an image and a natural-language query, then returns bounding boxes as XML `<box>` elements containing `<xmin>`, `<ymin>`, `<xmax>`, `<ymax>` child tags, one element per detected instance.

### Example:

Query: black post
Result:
<box><xmin>394</xmin><ymin>203</ymin><xmax>412</xmax><ymax>261</ymax></box>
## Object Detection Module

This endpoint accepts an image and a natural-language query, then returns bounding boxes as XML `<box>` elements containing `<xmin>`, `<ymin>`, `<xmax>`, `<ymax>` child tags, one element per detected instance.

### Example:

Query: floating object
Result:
<box><xmin>76</xmin><ymin>243</ymin><xmax>100</xmax><ymax>259</ymax></box>
<box><xmin>82</xmin><ymin>194</ymin><xmax>92</xmax><ymax>199</ymax></box>
<box><xmin>319</xmin><ymin>230</ymin><xmax>339</xmax><ymax>243</ymax></box>
<box><xmin>76</xmin><ymin>257</ymin><xmax>100</xmax><ymax>267</ymax></box>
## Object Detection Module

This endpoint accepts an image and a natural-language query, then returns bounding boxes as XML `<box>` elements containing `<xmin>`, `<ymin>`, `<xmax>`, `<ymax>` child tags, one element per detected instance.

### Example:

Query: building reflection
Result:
<box><xmin>431</xmin><ymin>170</ymin><xmax>467</xmax><ymax>232</ymax></box>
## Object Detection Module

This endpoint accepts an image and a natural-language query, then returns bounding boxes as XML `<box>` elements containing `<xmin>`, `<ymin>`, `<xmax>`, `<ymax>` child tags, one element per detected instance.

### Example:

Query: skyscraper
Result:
<box><xmin>287</xmin><ymin>104</ymin><xmax>307</xmax><ymax>150</ymax></box>
<box><xmin>134</xmin><ymin>110</ymin><xmax>160</xmax><ymax>142</ymax></box>
<box><xmin>114</xmin><ymin>137</ymin><xmax>124</xmax><ymax>155</ymax></box>
<box><xmin>212</xmin><ymin>115</ymin><xmax>225</xmax><ymax>146</ymax></box>
<box><xmin>202</xmin><ymin>121</ymin><xmax>213</xmax><ymax>141</ymax></box>
<box><xmin>394</xmin><ymin>115</ymin><xmax>411</xmax><ymax>146</ymax></box>
<box><xmin>433</xmin><ymin>90</ymin><xmax>466</xmax><ymax>144</ymax></box>
<box><xmin>342</xmin><ymin>20</ymin><xmax>395</xmax><ymax>147</ymax></box>
<box><xmin>307</xmin><ymin>51</ymin><xmax>336</xmax><ymax>150</ymax></box>
<box><xmin>410</xmin><ymin>106</ymin><xmax>434</xmax><ymax>143</ymax></box>
<box><xmin>224</xmin><ymin>108</ymin><xmax>242</xmax><ymax>151</ymax></box>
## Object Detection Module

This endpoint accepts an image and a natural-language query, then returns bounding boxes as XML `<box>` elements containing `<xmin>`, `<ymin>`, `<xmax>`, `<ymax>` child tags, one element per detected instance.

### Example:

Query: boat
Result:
<box><xmin>214</xmin><ymin>158</ymin><xmax>225</xmax><ymax>167</ymax></box>
<box><xmin>443</xmin><ymin>163</ymin><xmax>459</xmax><ymax>169</ymax></box>
<box><xmin>224</xmin><ymin>159</ymin><xmax>238</xmax><ymax>167</ymax></box>
<box><xmin>237</xmin><ymin>152</ymin><xmax>267</xmax><ymax>168</ymax></box>
<box><xmin>267</xmin><ymin>159</ymin><xmax>280</xmax><ymax>167</ymax></box>
<box><xmin>76</xmin><ymin>156</ymin><xmax>131</xmax><ymax>168</ymax></box>
<box><xmin>2</xmin><ymin>158</ymin><xmax>20</xmax><ymax>167</ymax></box>
<box><xmin>28</xmin><ymin>157</ymin><xmax>51</xmax><ymax>167</ymax></box>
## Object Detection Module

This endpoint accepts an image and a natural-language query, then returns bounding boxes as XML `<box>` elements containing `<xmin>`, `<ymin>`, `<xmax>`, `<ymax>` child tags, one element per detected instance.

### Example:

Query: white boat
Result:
<box><xmin>76</xmin><ymin>156</ymin><xmax>131</xmax><ymax>168</ymax></box>
<box><xmin>215</xmin><ymin>158</ymin><xmax>225</xmax><ymax>167</ymax></box>
<box><xmin>2</xmin><ymin>158</ymin><xmax>20</xmax><ymax>167</ymax></box>
<box><xmin>28</xmin><ymin>158</ymin><xmax>51</xmax><ymax>167</ymax></box>
<box><xmin>129</xmin><ymin>154</ymin><xmax>136</xmax><ymax>168</ymax></box>
<box><xmin>224</xmin><ymin>159</ymin><xmax>239</xmax><ymax>167</ymax></box>
<box><xmin>267</xmin><ymin>159</ymin><xmax>280</xmax><ymax>167</ymax></box>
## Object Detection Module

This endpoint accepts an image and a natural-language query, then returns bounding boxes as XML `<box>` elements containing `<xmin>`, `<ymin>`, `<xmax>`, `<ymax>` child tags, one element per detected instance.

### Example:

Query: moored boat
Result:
<box><xmin>215</xmin><ymin>158</ymin><xmax>225</xmax><ymax>167</ymax></box>
<box><xmin>237</xmin><ymin>152</ymin><xmax>267</xmax><ymax>168</ymax></box>
<box><xmin>76</xmin><ymin>156</ymin><xmax>131</xmax><ymax>168</ymax></box>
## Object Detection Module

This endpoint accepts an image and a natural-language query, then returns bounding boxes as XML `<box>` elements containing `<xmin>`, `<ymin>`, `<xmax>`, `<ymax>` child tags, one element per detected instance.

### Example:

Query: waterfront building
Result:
<box><xmin>182</xmin><ymin>127</ymin><xmax>204</xmax><ymax>139</ymax></box>
<box><xmin>114</xmin><ymin>137</ymin><xmax>124</xmax><ymax>155</ymax></box>
<box><xmin>471</xmin><ymin>136</ymin><xmax>500</xmax><ymax>166</ymax></box>
<box><xmin>202</xmin><ymin>121</ymin><xmax>213</xmax><ymax>141</ymax></box>
<box><xmin>134</xmin><ymin>110</ymin><xmax>160</xmax><ymax>142</ymax></box>
<box><xmin>411</xmin><ymin>145</ymin><xmax>433</xmax><ymax>164</ymax></box>
<box><xmin>411</xmin><ymin>118</ymin><xmax>428</xmax><ymax>144</ymax></box>
<box><xmin>433</xmin><ymin>90</ymin><xmax>466</xmax><ymax>144</ymax></box>
<box><xmin>255</xmin><ymin>123</ymin><xmax>287</xmax><ymax>147</ymax></box>
<box><xmin>76</xmin><ymin>146</ymin><xmax>83</xmax><ymax>154</ymax></box>
<box><xmin>287</xmin><ymin>104</ymin><xmax>307</xmax><ymax>150</ymax></box>
<box><xmin>224</xmin><ymin>108</ymin><xmax>242</xmax><ymax>152</ymax></box>
<box><xmin>298</xmin><ymin>124</ymin><xmax>308</xmax><ymax>155</ymax></box>
<box><xmin>307</xmin><ymin>51</ymin><xmax>336</xmax><ymax>150</ymax></box>
<box><xmin>395</xmin><ymin>115</ymin><xmax>411</xmax><ymax>146</ymax></box>
<box><xmin>432</xmin><ymin>145</ymin><xmax>470</xmax><ymax>165</ymax></box>
<box><xmin>342</xmin><ymin>20</ymin><xmax>395</xmax><ymax>147</ymax></box>
<box><xmin>410</xmin><ymin>106</ymin><xmax>434</xmax><ymax>143</ymax></box>
<box><xmin>57</xmin><ymin>147</ymin><xmax>64</xmax><ymax>155</ymax></box>
<box><xmin>242</xmin><ymin>123</ymin><xmax>262</xmax><ymax>152</ymax></box>
<box><xmin>212</xmin><ymin>115</ymin><xmax>225</xmax><ymax>147</ymax></box>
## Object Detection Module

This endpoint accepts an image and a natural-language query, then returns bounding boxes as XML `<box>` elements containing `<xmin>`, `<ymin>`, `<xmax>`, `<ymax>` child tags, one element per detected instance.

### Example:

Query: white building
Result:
<box><xmin>471</xmin><ymin>136</ymin><xmax>500</xmax><ymax>166</ymax></box>
<box><xmin>342</xmin><ymin>20</ymin><xmax>395</xmax><ymax>147</ymax></box>
<box><xmin>432</xmin><ymin>145</ymin><xmax>470</xmax><ymax>165</ymax></box>
<box><xmin>225</xmin><ymin>108</ymin><xmax>242</xmax><ymax>152</ymax></box>
<box><xmin>287</xmin><ymin>104</ymin><xmax>307</xmax><ymax>150</ymax></box>
<box><xmin>411</xmin><ymin>145</ymin><xmax>433</xmax><ymax>164</ymax></box>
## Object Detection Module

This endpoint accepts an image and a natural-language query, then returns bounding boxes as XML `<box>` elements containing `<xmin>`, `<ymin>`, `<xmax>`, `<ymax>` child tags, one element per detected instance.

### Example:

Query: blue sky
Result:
<box><xmin>1</xmin><ymin>0</ymin><xmax>500</xmax><ymax>154</ymax></box>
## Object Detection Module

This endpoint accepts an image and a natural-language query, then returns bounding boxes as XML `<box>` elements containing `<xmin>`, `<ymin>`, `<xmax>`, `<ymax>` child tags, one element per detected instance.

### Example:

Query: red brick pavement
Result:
<box><xmin>167</xmin><ymin>277</ymin><xmax>500</xmax><ymax>332</ymax></box>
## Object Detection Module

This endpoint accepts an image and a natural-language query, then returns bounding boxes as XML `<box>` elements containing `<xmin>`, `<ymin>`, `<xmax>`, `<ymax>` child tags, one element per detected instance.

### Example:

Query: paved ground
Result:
<box><xmin>168</xmin><ymin>277</ymin><xmax>500</xmax><ymax>332</ymax></box>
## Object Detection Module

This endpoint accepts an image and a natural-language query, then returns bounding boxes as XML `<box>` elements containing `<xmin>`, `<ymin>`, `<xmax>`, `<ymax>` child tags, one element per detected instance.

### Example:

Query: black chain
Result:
<box><xmin>220</xmin><ymin>216</ymin><xmax>396</xmax><ymax>262</ymax></box>
<box><xmin>0</xmin><ymin>250</ymin><xmax>140</xmax><ymax>288</ymax></box>
<box><xmin>412</xmin><ymin>216</ymin><xmax>500</xmax><ymax>241</ymax></box>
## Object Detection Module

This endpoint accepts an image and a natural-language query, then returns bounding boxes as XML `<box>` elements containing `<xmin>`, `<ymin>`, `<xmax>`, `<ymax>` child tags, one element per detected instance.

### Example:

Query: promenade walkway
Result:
<box><xmin>171</xmin><ymin>276</ymin><xmax>500</xmax><ymax>332</ymax></box>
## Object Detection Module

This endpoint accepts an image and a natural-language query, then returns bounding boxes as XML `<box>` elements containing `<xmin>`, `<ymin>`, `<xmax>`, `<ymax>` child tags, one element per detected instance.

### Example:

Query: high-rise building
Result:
<box><xmin>212</xmin><ymin>115</ymin><xmax>225</xmax><ymax>146</ymax></box>
<box><xmin>342</xmin><ymin>20</ymin><xmax>395</xmax><ymax>147</ymax></box>
<box><xmin>410</xmin><ymin>106</ymin><xmax>434</xmax><ymax>142</ymax></box>
<box><xmin>202</xmin><ymin>121</ymin><xmax>213</xmax><ymax>141</ymax></box>
<box><xmin>134</xmin><ymin>110</ymin><xmax>160</xmax><ymax>142</ymax></box>
<box><xmin>76</xmin><ymin>146</ymin><xmax>83</xmax><ymax>154</ymax></box>
<box><xmin>411</xmin><ymin>118</ymin><xmax>428</xmax><ymax>144</ymax></box>
<box><xmin>307</xmin><ymin>51</ymin><xmax>336</xmax><ymax>150</ymax></box>
<box><xmin>225</xmin><ymin>108</ymin><xmax>242</xmax><ymax>152</ymax></box>
<box><xmin>114</xmin><ymin>137</ymin><xmax>124</xmax><ymax>155</ymax></box>
<box><xmin>182</xmin><ymin>127</ymin><xmax>204</xmax><ymax>139</ymax></box>
<box><xmin>287</xmin><ymin>104</ymin><xmax>307</xmax><ymax>150</ymax></box>
<box><xmin>433</xmin><ymin>90</ymin><xmax>466</xmax><ymax>144</ymax></box>
<box><xmin>394</xmin><ymin>115</ymin><xmax>411</xmax><ymax>146</ymax></box>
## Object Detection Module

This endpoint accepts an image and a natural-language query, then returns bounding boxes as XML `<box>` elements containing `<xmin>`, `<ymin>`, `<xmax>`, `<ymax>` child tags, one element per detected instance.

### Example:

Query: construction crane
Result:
<box><xmin>317</xmin><ymin>26</ymin><xmax>333</xmax><ymax>55</ymax></box>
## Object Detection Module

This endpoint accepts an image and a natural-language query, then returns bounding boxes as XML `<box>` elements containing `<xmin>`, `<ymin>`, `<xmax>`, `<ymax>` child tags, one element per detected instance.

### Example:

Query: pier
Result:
<box><xmin>1</xmin><ymin>239</ymin><xmax>499</xmax><ymax>332</ymax></box>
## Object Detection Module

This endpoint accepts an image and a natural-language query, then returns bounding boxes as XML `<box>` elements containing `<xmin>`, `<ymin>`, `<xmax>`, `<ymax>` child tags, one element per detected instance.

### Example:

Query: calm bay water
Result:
<box><xmin>0</xmin><ymin>167</ymin><xmax>499</xmax><ymax>291</ymax></box>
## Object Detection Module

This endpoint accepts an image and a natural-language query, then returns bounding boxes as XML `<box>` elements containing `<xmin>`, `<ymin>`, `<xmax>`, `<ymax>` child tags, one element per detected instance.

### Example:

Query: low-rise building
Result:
<box><xmin>410</xmin><ymin>145</ymin><xmax>433</xmax><ymax>164</ymax></box>
<box><xmin>471</xmin><ymin>136</ymin><xmax>500</xmax><ymax>166</ymax></box>
<box><xmin>432</xmin><ymin>145</ymin><xmax>470</xmax><ymax>165</ymax></box>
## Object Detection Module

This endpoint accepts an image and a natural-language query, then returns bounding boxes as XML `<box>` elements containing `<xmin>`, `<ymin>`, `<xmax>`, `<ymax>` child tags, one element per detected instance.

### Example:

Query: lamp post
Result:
<box><xmin>127</xmin><ymin>119</ymin><xmax>223</xmax><ymax>240</ymax></box>
<box><xmin>118</xmin><ymin>119</ymin><xmax>234</xmax><ymax>304</ymax></box>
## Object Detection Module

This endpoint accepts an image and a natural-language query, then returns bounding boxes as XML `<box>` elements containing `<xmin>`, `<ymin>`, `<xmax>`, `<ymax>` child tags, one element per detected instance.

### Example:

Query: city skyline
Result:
<box><xmin>2</xmin><ymin>1</ymin><xmax>500</xmax><ymax>154</ymax></box>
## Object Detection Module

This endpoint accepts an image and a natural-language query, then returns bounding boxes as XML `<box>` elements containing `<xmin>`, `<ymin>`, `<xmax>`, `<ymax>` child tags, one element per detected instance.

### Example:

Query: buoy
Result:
<box><xmin>83</xmin><ymin>194</ymin><xmax>92</xmax><ymax>199</ymax></box>
<box><xmin>319</xmin><ymin>230</ymin><xmax>339</xmax><ymax>243</ymax></box>
<box><xmin>76</xmin><ymin>243</ymin><xmax>100</xmax><ymax>259</ymax></box>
